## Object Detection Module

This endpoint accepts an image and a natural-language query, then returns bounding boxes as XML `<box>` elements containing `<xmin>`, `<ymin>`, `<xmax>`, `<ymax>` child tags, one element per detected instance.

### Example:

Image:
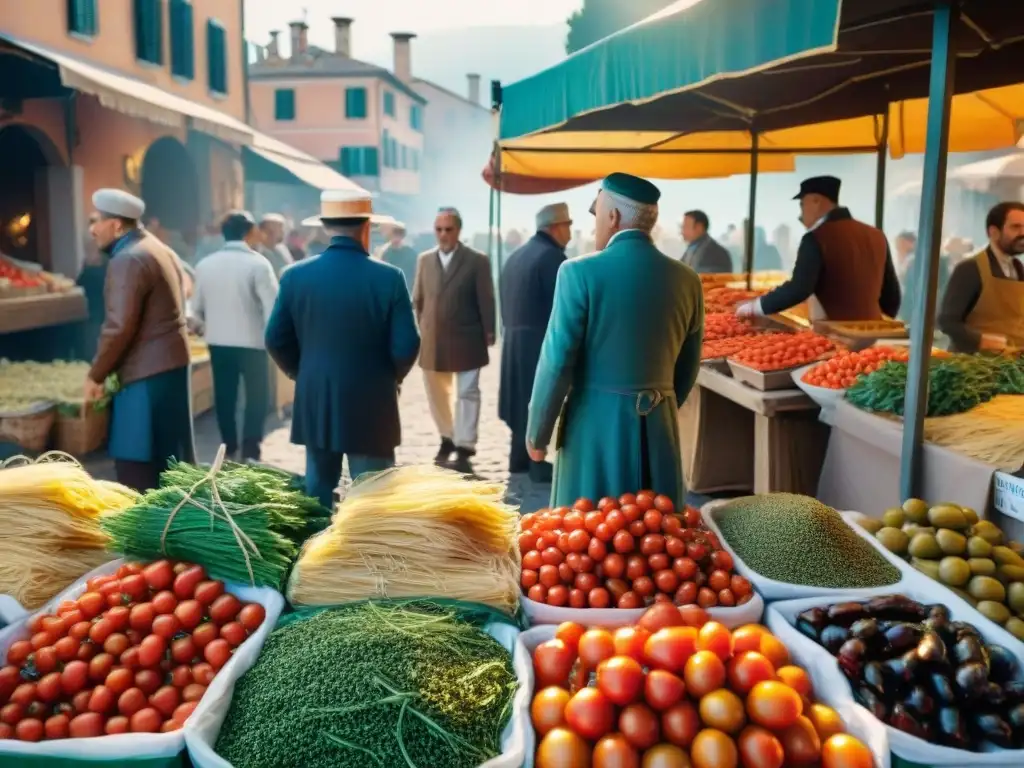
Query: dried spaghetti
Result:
<box><xmin>0</xmin><ymin>454</ymin><xmax>138</xmax><ymax>609</ymax></box>
<box><xmin>921</xmin><ymin>396</ymin><xmax>1024</xmax><ymax>470</ymax></box>
<box><xmin>287</xmin><ymin>466</ymin><xmax>521</xmax><ymax>614</ymax></box>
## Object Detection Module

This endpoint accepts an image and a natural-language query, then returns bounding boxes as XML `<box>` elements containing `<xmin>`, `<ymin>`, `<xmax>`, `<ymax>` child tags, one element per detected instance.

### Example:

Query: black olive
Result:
<box><xmin>828</xmin><ymin>602</ymin><xmax>868</xmax><ymax>627</ymax></box>
<box><xmin>866</xmin><ymin>595</ymin><xmax>927</xmax><ymax>622</ymax></box>
<box><xmin>972</xmin><ymin>712</ymin><xmax>1014</xmax><ymax>748</ymax></box>
<box><xmin>855</xmin><ymin>685</ymin><xmax>889</xmax><ymax>721</ymax></box>
<box><xmin>928</xmin><ymin>672</ymin><xmax>958</xmax><ymax>705</ymax></box>
<box><xmin>937</xmin><ymin>707</ymin><xmax>970</xmax><ymax>749</ymax></box>
<box><xmin>797</xmin><ymin>607</ymin><xmax>829</xmax><ymax>631</ymax></box>
<box><xmin>882</xmin><ymin>652</ymin><xmax>919</xmax><ymax>688</ymax></box>
<box><xmin>954</xmin><ymin>635</ymin><xmax>986</xmax><ymax>667</ymax></box>
<box><xmin>984</xmin><ymin>681</ymin><xmax>1006</xmax><ymax>707</ymax></box>
<box><xmin>820</xmin><ymin>625</ymin><xmax>850</xmax><ymax>654</ymax></box>
<box><xmin>863</xmin><ymin>661</ymin><xmax>886</xmax><ymax>693</ymax></box>
<box><xmin>903</xmin><ymin>685</ymin><xmax>936</xmax><ymax>716</ymax></box>
<box><xmin>928</xmin><ymin>604</ymin><xmax>951</xmax><ymax>622</ymax></box>
<box><xmin>1004</xmin><ymin>680</ymin><xmax>1024</xmax><ymax>705</ymax></box>
<box><xmin>986</xmin><ymin>645</ymin><xmax>1018</xmax><ymax>684</ymax></box>
<box><xmin>885</xmin><ymin>623</ymin><xmax>923</xmax><ymax>654</ymax></box>
<box><xmin>915</xmin><ymin>632</ymin><xmax>948</xmax><ymax>666</ymax></box>
<box><xmin>888</xmin><ymin>702</ymin><xmax>930</xmax><ymax>739</ymax></box>
<box><xmin>955</xmin><ymin>662</ymin><xmax>990</xmax><ymax>698</ymax></box>
<box><xmin>1008</xmin><ymin>703</ymin><xmax>1024</xmax><ymax>731</ymax></box>
<box><xmin>850</xmin><ymin>618</ymin><xmax>881</xmax><ymax>643</ymax></box>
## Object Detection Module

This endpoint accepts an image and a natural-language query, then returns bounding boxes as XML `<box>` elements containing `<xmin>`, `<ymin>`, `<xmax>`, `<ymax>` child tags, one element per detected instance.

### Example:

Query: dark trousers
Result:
<box><xmin>510</xmin><ymin>431</ymin><xmax>531</xmax><ymax>473</ymax></box>
<box><xmin>209</xmin><ymin>345</ymin><xmax>270</xmax><ymax>460</ymax></box>
<box><xmin>305</xmin><ymin>448</ymin><xmax>395</xmax><ymax>510</ymax></box>
<box><xmin>115</xmin><ymin>460</ymin><xmax>162</xmax><ymax>493</ymax></box>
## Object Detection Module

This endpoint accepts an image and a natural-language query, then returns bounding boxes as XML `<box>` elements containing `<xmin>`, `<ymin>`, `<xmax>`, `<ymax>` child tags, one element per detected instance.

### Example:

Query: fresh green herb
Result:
<box><xmin>100</xmin><ymin>460</ymin><xmax>329</xmax><ymax>588</ymax></box>
<box><xmin>846</xmin><ymin>354</ymin><xmax>1023</xmax><ymax>418</ymax></box>
<box><xmin>214</xmin><ymin>600</ymin><xmax>519</xmax><ymax>768</ymax></box>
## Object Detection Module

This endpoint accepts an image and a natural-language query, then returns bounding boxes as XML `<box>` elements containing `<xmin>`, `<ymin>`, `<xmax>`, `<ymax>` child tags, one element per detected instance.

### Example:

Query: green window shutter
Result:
<box><xmin>339</xmin><ymin>147</ymin><xmax>353</xmax><ymax>176</ymax></box>
<box><xmin>274</xmin><ymin>89</ymin><xmax>295</xmax><ymax>120</ymax></box>
<box><xmin>410</xmin><ymin>105</ymin><xmax>422</xmax><ymax>131</ymax></box>
<box><xmin>206</xmin><ymin>20</ymin><xmax>227</xmax><ymax>93</ymax></box>
<box><xmin>364</xmin><ymin>147</ymin><xmax>379</xmax><ymax>176</ymax></box>
<box><xmin>134</xmin><ymin>0</ymin><xmax>163</xmax><ymax>65</ymax></box>
<box><xmin>345</xmin><ymin>87</ymin><xmax>367</xmax><ymax>119</ymax></box>
<box><xmin>383</xmin><ymin>91</ymin><xmax>395</xmax><ymax>117</ymax></box>
<box><xmin>169</xmin><ymin>0</ymin><xmax>194</xmax><ymax>80</ymax></box>
<box><xmin>68</xmin><ymin>0</ymin><xmax>98</xmax><ymax>36</ymax></box>
<box><xmin>400</xmin><ymin>144</ymin><xmax>407</xmax><ymax>169</ymax></box>
<box><xmin>381</xmin><ymin>131</ymin><xmax>390</xmax><ymax>167</ymax></box>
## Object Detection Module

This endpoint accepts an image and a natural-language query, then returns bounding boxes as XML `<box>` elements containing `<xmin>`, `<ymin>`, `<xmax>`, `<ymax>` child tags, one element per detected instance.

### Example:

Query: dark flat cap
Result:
<box><xmin>602</xmin><ymin>173</ymin><xmax>661</xmax><ymax>205</ymax></box>
<box><xmin>794</xmin><ymin>175</ymin><xmax>841</xmax><ymax>203</ymax></box>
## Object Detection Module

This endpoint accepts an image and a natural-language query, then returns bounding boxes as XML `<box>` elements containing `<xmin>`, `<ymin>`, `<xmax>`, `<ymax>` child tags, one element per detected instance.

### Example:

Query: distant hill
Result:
<box><xmin>359</xmin><ymin>23</ymin><xmax>568</xmax><ymax>98</ymax></box>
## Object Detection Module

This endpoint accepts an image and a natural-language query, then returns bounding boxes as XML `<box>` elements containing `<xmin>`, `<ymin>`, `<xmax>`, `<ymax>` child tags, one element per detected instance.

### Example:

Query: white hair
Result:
<box><xmin>603</xmin><ymin>189</ymin><xmax>658</xmax><ymax>232</ymax></box>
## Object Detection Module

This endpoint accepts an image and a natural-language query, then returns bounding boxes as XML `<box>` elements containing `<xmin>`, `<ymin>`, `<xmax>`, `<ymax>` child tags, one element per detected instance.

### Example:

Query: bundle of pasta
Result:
<box><xmin>287</xmin><ymin>465</ymin><xmax>521</xmax><ymax>613</ymax></box>
<box><xmin>0</xmin><ymin>456</ymin><xmax>139</xmax><ymax>609</ymax></box>
<box><xmin>923</xmin><ymin>395</ymin><xmax>1024</xmax><ymax>470</ymax></box>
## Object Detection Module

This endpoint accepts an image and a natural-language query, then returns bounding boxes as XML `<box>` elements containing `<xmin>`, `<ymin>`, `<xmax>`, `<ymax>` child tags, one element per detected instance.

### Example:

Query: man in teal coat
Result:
<box><xmin>526</xmin><ymin>173</ymin><xmax>705</xmax><ymax>506</ymax></box>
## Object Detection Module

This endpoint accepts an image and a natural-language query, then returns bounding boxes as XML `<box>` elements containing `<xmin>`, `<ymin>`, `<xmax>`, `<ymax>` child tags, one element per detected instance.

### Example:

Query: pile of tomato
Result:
<box><xmin>703</xmin><ymin>314</ymin><xmax>756</xmax><ymax>342</ymax></box>
<box><xmin>519</xmin><ymin>493</ymin><xmax>754</xmax><ymax>611</ymax></box>
<box><xmin>0</xmin><ymin>560</ymin><xmax>265</xmax><ymax>742</ymax></box>
<box><xmin>704</xmin><ymin>287</ymin><xmax>764</xmax><ymax>314</ymax></box>
<box><xmin>0</xmin><ymin>259</ymin><xmax>44</xmax><ymax>290</ymax></box>
<box><xmin>801</xmin><ymin>346</ymin><xmax>910</xmax><ymax>389</ymax></box>
<box><xmin>728</xmin><ymin>332</ymin><xmax>835</xmax><ymax>373</ymax></box>
<box><xmin>702</xmin><ymin>336</ymin><xmax>760</xmax><ymax>361</ymax></box>
<box><xmin>531</xmin><ymin>604</ymin><xmax>876</xmax><ymax>768</ymax></box>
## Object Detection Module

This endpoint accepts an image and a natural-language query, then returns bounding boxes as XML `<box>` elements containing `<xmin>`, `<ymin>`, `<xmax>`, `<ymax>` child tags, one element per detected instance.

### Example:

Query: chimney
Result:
<box><xmin>267</xmin><ymin>30</ymin><xmax>280</xmax><ymax>59</ymax></box>
<box><xmin>390</xmin><ymin>32</ymin><xmax>416</xmax><ymax>81</ymax></box>
<box><xmin>332</xmin><ymin>17</ymin><xmax>353</xmax><ymax>57</ymax></box>
<box><xmin>467</xmin><ymin>73</ymin><xmax>481</xmax><ymax>104</ymax></box>
<box><xmin>288</xmin><ymin>21</ymin><xmax>308</xmax><ymax>58</ymax></box>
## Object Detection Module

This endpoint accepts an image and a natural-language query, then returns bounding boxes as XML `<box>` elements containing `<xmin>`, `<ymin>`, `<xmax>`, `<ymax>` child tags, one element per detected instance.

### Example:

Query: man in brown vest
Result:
<box><xmin>736</xmin><ymin>176</ymin><xmax>901</xmax><ymax>321</ymax></box>
<box><xmin>938</xmin><ymin>201</ymin><xmax>1024</xmax><ymax>353</ymax></box>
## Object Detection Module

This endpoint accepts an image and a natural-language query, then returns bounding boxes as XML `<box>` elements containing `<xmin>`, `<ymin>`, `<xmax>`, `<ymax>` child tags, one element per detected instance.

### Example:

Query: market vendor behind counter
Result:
<box><xmin>938</xmin><ymin>201</ymin><xmax>1024</xmax><ymax>354</ymax></box>
<box><xmin>737</xmin><ymin>175</ymin><xmax>902</xmax><ymax>322</ymax></box>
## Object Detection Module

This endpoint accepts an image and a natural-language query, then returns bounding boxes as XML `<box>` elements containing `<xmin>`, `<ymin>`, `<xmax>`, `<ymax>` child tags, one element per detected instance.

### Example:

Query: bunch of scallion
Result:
<box><xmin>214</xmin><ymin>600</ymin><xmax>520</xmax><ymax>768</ymax></box>
<box><xmin>100</xmin><ymin>460</ymin><xmax>328</xmax><ymax>589</ymax></box>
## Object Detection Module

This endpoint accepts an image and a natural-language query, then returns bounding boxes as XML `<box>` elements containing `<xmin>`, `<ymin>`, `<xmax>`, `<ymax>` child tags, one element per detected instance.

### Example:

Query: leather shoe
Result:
<box><xmin>434</xmin><ymin>437</ymin><xmax>456</xmax><ymax>465</ymax></box>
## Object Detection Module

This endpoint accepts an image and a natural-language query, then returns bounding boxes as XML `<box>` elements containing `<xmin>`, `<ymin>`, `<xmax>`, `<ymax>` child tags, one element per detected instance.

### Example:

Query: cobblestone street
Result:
<box><xmin>84</xmin><ymin>345</ymin><xmax>709</xmax><ymax>513</ymax></box>
<box><xmin>250</xmin><ymin>351</ymin><xmax>554</xmax><ymax>512</ymax></box>
<box><xmin>82</xmin><ymin>344</ymin><xmax>552</xmax><ymax>512</ymax></box>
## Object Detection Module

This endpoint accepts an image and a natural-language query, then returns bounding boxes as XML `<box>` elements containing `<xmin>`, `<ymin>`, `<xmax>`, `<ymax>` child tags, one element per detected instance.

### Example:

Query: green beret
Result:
<box><xmin>601</xmin><ymin>172</ymin><xmax>660</xmax><ymax>205</ymax></box>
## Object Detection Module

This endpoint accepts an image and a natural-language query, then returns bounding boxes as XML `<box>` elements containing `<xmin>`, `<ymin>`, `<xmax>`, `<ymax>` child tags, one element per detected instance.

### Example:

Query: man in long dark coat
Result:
<box><xmin>264</xmin><ymin>191</ymin><xmax>420</xmax><ymax>508</ymax></box>
<box><xmin>498</xmin><ymin>203</ymin><xmax>571</xmax><ymax>482</ymax></box>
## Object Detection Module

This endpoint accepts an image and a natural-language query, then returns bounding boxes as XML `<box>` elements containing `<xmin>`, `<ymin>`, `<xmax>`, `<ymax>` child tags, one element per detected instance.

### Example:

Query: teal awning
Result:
<box><xmin>499</xmin><ymin>0</ymin><xmax>841</xmax><ymax>140</ymax></box>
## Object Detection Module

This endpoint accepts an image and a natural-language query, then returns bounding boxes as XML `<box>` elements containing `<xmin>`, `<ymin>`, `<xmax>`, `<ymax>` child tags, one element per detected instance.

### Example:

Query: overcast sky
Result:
<box><xmin>244</xmin><ymin>0</ymin><xmax>583</xmax><ymax>57</ymax></box>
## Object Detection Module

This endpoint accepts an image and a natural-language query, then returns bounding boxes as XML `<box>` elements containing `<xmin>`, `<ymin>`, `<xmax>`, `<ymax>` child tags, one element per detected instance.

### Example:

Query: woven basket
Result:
<box><xmin>0</xmin><ymin>404</ymin><xmax>56</xmax><ymax>453</ymax></box>
<box><xmin>54</xmin><ymin>405</ymin><xmax>110</xmax><ymax>456</ymax></box>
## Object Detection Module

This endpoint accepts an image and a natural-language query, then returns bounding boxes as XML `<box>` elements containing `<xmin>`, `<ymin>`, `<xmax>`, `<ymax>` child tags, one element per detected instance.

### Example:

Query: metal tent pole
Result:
<box><xmin>900</xmin><ymin>0</ymin><xmax>955</xmax><ymax>500</ymax></box>
<box><xmin>875</xmin><ymin>109</ymin><xmax>890</xmax><ymax>230</ymax></box>
<box><xmin>744</xmin><ymin>132</ymin><xmax>759</xmax><ymax>289</ymax></box>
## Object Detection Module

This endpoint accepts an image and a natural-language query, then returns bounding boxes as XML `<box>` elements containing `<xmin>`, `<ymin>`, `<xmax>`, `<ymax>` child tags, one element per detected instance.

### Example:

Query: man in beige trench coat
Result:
<box><xmin>413</xmin><ymin>207</ymin><xmax>496</xmax><ymax>474</ymax></box>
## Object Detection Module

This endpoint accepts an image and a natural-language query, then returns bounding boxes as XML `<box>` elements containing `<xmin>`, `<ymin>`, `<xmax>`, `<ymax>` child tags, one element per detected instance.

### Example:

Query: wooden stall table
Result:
<box><xmin>680</xmin><ymin>366</ymin><xmax>829</xmax><ymax>496</ymax></box>
<box><xmin>190</xmin><ymin>355</ymin><xmax>213</xmax><ymax>417</ymax></box>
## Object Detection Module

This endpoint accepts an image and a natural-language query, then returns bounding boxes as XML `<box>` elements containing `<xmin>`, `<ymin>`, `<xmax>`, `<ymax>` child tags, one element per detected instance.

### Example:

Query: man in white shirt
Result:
<box><xmin>192</xmin><ymin>211</ymin><xmax>280</xmax><ymax>461</ymax></box>
<box><xmin>413</xmin><ymin>207</ymin><xmax>496</xmax><ymax>474</ymax></box>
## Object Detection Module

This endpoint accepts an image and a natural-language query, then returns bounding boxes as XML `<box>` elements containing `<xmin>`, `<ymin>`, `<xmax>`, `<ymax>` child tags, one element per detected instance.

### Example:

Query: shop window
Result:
<box><xmin>67</xmin><ymin>0</ymin><xmax>98</xmax><ymax>37</ymax></box>
<box><xmin>345</xmin><ymin>87</ymin><xmax>367</xmax><ymax>119</ymax></box>
<box><xmin>383</xmin><ymin>91</ymin><xmax>395</xmax><ymax>117</ymax></box>
<box><xmin>207</xmin><ymin>19</ymin><xmax>228</xmax><ymax>94</ymax></box>
<box><xmin>169</xmin><ymin>0</ymin><xmax>194</xmax><ymax>80</ymax></box>
<box><xmin>275</xmin><ymin>89</ymin><xmax>296</xmax><ymax>121</ymax></box>
<box><xmin>134</xmin><ymin>0</ymin><xmax>163</xmax><ymax>65</ymax></box>
<box><xmin>410</xmin><ymin>104</ymin><xmax>423</xmax><ymax>131</ymax></box>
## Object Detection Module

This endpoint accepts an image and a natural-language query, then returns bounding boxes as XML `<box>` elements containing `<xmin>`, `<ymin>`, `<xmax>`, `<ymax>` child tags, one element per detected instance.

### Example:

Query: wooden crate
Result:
<box><xmin>191</xmin><ymin>360</ymin><xmax>214</xmax><ymax>416</ymax></box>
<box><xmin>54</xmin><ymin>406</ymin><xmax>110</xmax><ymax>456</ymax></box>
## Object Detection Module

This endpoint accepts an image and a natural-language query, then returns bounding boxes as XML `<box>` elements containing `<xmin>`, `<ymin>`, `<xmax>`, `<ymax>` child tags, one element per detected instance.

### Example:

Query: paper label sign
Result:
<box><xmin>993</xmin><ymin>471</ymin><xmax>1024</xmax><ymax>522</ymax></box>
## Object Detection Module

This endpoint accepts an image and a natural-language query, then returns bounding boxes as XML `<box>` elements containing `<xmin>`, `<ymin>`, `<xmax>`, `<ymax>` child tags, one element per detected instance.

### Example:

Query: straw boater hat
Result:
<box><xmin>301</xmin><ymin>190</ymin><xmax>392</xmax><ymax>227</ymax></box>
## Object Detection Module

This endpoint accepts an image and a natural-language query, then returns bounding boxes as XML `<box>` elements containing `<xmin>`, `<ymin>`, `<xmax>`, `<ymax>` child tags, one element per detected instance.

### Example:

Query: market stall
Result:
<box><xmin>0</xmin><ymin>254</ymin><xmax>87</xmax><ymax>362</ymax></box>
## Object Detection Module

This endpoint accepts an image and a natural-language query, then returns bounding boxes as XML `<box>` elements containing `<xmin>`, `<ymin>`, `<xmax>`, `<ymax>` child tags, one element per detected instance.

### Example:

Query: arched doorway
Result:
<box><xmin>140</xmin><ymin>136</ymin><xmax>199</xmax><ymax>258</ymax></box>
<box><xmin>0</xmin><ymin>125</ymin><xmax>61</xmax><ymax>264</ymax></box>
